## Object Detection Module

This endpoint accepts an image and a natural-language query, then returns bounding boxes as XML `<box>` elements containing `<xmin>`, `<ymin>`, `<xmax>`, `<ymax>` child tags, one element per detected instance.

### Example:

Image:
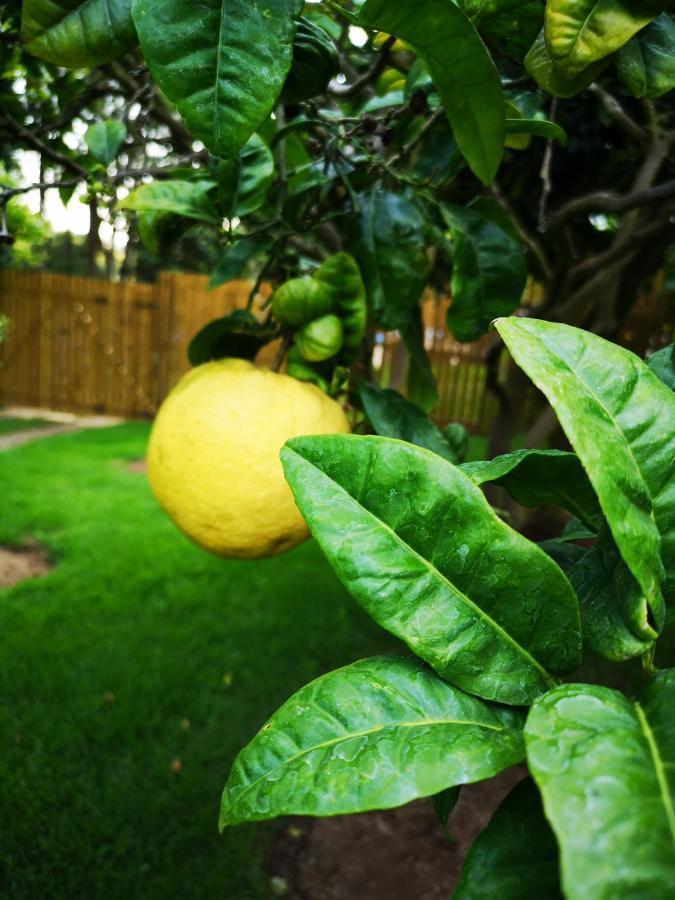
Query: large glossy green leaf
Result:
<box><xmin>220</xmin><ymin>656</ymin><xmax>525</xmax><ymax>826</ymax></box>
<box><xmin>525</xmin><ymin>29</ymin><xmax>608</xmax><ymax>96</ymax></box>
<box><xmin>525</xmin><ymin>671</ymin><xmax>675</xmax><ymax>900</ymax></box>
<box><xmin>495</xmin><ymin>317</ymin><xmax>675</xmax><ymax>624</ymax></box>
<box><xmin>454</xmin><ymin>777</ymin><xmax>562</xmax><ymax>899</ymax></box>
<box><xmin>360</xmin><ymin>0</ymin><xmax>504</xmax><ymax>184</ymax></box>
<box><xmin>568</xmin><ymin>527</ymin><xmax>655</xmax><ymax>661</ymax></box>
<box><xmin>359</xmin><ymin>382</ymin><xmax>461</xmax><ymax>463</ymax></box>
<box><xmin>22</xmin><ymin>0</ymin><xmax>137</xmax><ymax>66</ymax></box>
<box><xmin>132</xmin><ymin>0</ymin><xmax>303</xmax><ymax>158</ymax></box>
<box><xmin>544</xmin><ymin>0</ymin><xmax>657</xmax><ymax>75</ymax></box>
<box><xmin>461</xmin><ymin>449</ymin><xmax>600</xmax><ymax>530</ymax></box>
<box><xmin>441</xmin><ymin>204</ymin><xmax>526</xmax><ymax>343</ymax></box>
<box><xmin>617</xmin><ymin>13</ymin><xmax>675</xmax><ymax>98</ymax></box>
<box><xmin>281</xmin><ymin>435</ymin><xmax>581</xmax><ymax>705</ymax></box>
<box><xmin>348</xmin><ymin>188</ymin><xmax>430</xmax><ymax>331</ymax></box>
<box><xmin>85</xmin><ymin>120</ymin><xmax>127</xmax><ymax>165</ymax></box>
<box><xmin>119</xmin><ymin>180</ymin><xmax>219</xmax><ymax>224</ymax></box>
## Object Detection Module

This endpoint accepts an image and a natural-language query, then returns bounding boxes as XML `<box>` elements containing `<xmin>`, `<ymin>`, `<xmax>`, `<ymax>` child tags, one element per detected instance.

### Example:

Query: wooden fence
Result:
<box><xmin>0</xmin><ymin>268</ymin><xmax>507</xmax><ymax>429</ymax></box>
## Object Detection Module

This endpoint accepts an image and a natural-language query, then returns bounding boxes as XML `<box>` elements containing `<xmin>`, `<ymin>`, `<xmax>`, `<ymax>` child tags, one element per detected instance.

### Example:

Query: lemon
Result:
<box><xmin>147</xmin><ymin>359</ymin><xmax>350</xmax><ymax>559</ymax></box>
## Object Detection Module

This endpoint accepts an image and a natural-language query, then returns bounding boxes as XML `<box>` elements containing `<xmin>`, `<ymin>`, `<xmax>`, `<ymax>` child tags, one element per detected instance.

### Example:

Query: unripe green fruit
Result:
<box><xmin>295</xmin><ymin>314</ymin><xmax>344</xmax><ymax>362</ymax></box>
<box><xmin>271</xmin><ymin>277</ymin><xmax>333</xmax><ymax>328</ymax></box>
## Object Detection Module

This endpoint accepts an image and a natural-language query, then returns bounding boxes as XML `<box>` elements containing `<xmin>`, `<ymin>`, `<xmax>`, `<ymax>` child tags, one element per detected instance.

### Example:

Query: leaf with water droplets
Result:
<box><xmin>220</xmin><ymin>656</ymin><xmax>525</xmax><ymax>826</ymax></box>
<box><xmin>282</xmin><ymin>435</ymin><xmax>581</xmax><ymax>705</ymax></box>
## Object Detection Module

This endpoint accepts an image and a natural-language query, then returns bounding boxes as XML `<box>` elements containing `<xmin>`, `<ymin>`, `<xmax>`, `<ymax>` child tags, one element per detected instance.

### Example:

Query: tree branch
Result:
<box><xmin>548</xmin><ymin>179</ymin><xmax>675</xmax><ymax>227</ymax></box>
<box><xmin>589</xmin><ymin>83</ymin><xmax>647</xmax><ymax>146</ymax></box>
<box><xmin>2</xmin><ymin>112</ymin><xmax>87</xmax><ymax>176</ymax></box>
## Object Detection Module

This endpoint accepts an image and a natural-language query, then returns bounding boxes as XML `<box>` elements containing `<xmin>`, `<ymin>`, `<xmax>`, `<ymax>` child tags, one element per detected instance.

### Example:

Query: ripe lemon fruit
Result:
<box><xmin>147</xmin><ymin>358</ymin><xmax>350</xmax><ymax>559</ymax></box>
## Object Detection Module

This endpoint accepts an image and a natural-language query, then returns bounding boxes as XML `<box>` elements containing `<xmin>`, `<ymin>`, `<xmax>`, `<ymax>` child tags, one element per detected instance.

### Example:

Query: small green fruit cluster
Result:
<box><xmin>271</xmin><ymin>253</ymin><xmax>367</xmax><ymax>370</ymax></box>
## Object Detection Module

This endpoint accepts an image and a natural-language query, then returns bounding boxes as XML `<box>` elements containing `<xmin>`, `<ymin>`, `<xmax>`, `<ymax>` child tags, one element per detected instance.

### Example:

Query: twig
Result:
<box><xmin>331</xmin><ymin>35</ymin><xmax>396</xmax><ymax>97</ymax></box>
<box><xmin>389</xmin><ymin>108</ymin><xmax>445</xmax><ymax>166</ymax></box>
<box><xmin>537</xmin><ymin>98</ymin><xmax>557</xmax><ymax>232</ymax></box>
<box><xmin>589</xmin><ymin>84</ymin><xmax>646</xmax><ymax>146</ymax></box>
<box><xmin>0</xmin><ymin>177</ymin><xmax>81</xmax><ymax>205</ymax></box>
<box><xmin>2</xmin><ymin>112</ymin><xmax>87</xmax><ymax>176</ymax></box>
<box><xmin>489</xmin><ymin>180</ymin><xmax>553</xmax><ymax>283</ymax></box>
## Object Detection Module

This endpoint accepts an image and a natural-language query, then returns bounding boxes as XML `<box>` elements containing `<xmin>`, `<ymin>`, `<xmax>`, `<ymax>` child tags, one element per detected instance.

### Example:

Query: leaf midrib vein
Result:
<box><xmin>227</xmin><ymin>714</ymin><xmax>506</xmax><ymax>808</ymax></box>
<box><xmin>634</xmin><ymin>701</ymin><xmax>675</xmax><ymax>848</ymax></box>
<box><xmin>302</xmin><ymin>448</ymin><xmax>556</xmax><ymax>687</ymax></box>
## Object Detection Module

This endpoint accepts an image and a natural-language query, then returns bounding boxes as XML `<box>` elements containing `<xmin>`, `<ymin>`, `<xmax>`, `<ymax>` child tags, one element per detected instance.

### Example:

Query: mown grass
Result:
<box><xmin>0</xmin><ymin>424</ymin><xmax>397</xmax><ymax>899</ymax></box>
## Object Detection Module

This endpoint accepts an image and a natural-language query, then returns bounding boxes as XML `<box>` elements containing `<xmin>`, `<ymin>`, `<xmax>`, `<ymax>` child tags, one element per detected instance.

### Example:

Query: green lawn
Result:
<box><xmin>0</xmin><ymin>417</ymin><xmax>55</xmax><ymax>436</ymax></box>
<box><xmin>0</xmin><ymin>424</ymin><xmax>397</xmax><ymax>900</ymax></box>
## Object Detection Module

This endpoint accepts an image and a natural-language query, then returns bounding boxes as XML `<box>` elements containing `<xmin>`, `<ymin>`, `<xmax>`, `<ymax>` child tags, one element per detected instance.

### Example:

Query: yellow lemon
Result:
<box><xmin>147</xmin><ymin>359</ymin><xmax>350</xmax><ymax>559</ymax></box>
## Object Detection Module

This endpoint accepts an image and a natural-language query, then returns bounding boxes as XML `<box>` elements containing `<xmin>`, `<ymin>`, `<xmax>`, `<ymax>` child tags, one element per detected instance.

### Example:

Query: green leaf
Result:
<box><xmin>216</xmin><ymin>134</ymin><xmax>275</xmax><ymax>218</ymax></box>
<box><xmin>359</xmin><ymin>382</ymin><xmax>461</xmax><ymax>463</ymax></box>
<box><xmin>443</xmin><ymin>423</ymin><xmax>470</xmax><ymax>464</ymax></box>
<box><xmin>348</xmin><ymin>187</ymin><xmax>430</xmax><ymax>331</ymax></box>
<box><xmin>545</xmin><ymin>0</ymin><xmax>657</xmax><ymax>75</ymax></box>
<box><xmin>454</xmin><ymin>778</ymin><xmax>562</xmax><ymax>900</ymax></box>
<box><xmin>525</xmin><ymin>29</ymin><xmax>609</xmax><ymax>97</ymax></box>
<box><xmin>495</xmin><ymin>317</ymin><xmax>675</xmax><ymax>623</ymax></box>
<box><xmin>187</xmin><ymin>309</ymin><xmax>277</xmax><ymax>365</ymax></box>
<box><xmin>360</xmin><ymin>0</ymin><xmax>504</xmax><ymax>184</ymax></box>
<box><xmin>137</xmin><ymin>209</ymin><xmax>175</xmax><ymax>255</ymax></box>
<box><xmin>505</xmin><ymin>118</ymin><xmax>567</xmax><ymax>145</ymax></box>
<box><xmin>525</xmin><ymin>671</ymin><xmax>675</xmax><ymax>900</ymax></box>
<box><xmin>568</xmin><ymin>527</ymin><xmax>655</xmax><ymax>661</ymax></box>
<box><xmin>441</xmin><ymin>204</ymin><xmax>526</xmax><ymax>343</ymax></box>
<box><xmin>209</xmin><ymin>236</ymin><xmax>274</xmax><ymax>290</ymax></box>
<box><xmin>474</xmin><ymin>0</ymin><xmax>544</xmax><ymax>62</ymax></box>
<box><xmin>314</xmin><ymin>254</ymin><xmax>367</xmax><ymax>351</ymax></box>
<box><xmin>85</xmin><ymin>120</ymin><xmax>127</xmax><ymax>165</ymax></box>
<box><xmin>132</xmin><ymin>0</ymin><xmax>303</xmax><ymax>158</ymax></box>
<box><xmin>22</xmin><ymin>0</ymin><xmax>137</xmax><ymax>66</ymax></box>
<box><xmin>119</xmin><ymin>180</ymin><xmax>220</xmax><ymax>224</ymax></box>
<box><xmin>431</xmin><ymin>785</ymin><xmax>461</xmax><ymax>839</ymax></box>
<box><xmin>461</xmin><ymin>449</ymin><xmax>601</xmax><ymax>531</ymax></box>
<box><xmin>538</xmin><ymin>537</ymin><xmax>588</xmax><ymax>573</ymax></box>
<box><xmin>648</xmin><ymin>343</ymin><xmax>675</xmax><ymax>390</ymax></box>
<box><xmin>220</xmin><ymin>656</ymin><xmax>525</xmax><ymax>826</ymax></box>
<box><xmin>400</xmin><ymin>310</ymin><xmax>439</xmax><ymax>413</ymax></box>
<box><xmin>281</xmin><ymin>435</ymin><xmax>582</xmax><ymax>705</ymax></box>
<box><xmin>617</xmin><ymin>14</ymin><xmax>675</xmax><ymax>99</ymax></box>
<box><xmin>281</xmin><ymin>15</ymin><xmax>340</xmax><ymax>104</ymax></box>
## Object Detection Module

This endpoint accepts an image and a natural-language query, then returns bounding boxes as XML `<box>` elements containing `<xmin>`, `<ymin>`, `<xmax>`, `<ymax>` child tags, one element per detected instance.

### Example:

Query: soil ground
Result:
<box><xmin>269</xmin><ymin>767</ymin><xmax>526</xmax><ymax>900</ymax></box>
<box><xmin>0</xmin><ymin>541</ymin><xmax>52</xmax><ymax>589</ymax></box>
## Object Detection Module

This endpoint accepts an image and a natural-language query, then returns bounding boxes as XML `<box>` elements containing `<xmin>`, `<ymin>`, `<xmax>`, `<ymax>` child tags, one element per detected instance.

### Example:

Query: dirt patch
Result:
<box><xmin>269</xmin><ymin>766</ymin><xmax>525</xmax><ymax>899</ymax></box>
<box><xmin>0</xmin><ymin>541</ymin><xmax>52</xmax><ymax>589</ymax></box>
<box><xmin>127</xmin><ymin>459</ymin><xmax>147</xmax><ymax>473</ymax></box>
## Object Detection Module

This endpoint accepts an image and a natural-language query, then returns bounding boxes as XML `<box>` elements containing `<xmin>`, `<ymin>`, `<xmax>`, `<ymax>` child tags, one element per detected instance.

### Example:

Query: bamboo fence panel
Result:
<box><xmin>0</xmin><ymin>268</ymin><xmax>524</xmax><ymax>430</ymax></box>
